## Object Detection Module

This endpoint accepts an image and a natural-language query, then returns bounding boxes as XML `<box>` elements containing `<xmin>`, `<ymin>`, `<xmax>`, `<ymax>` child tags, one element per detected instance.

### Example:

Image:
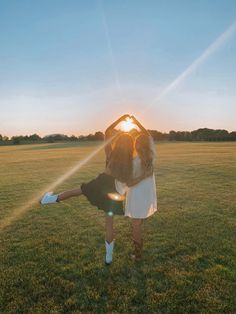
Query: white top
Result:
<box><xmin>115</xmin><ymin>137</ymin><xmax>157</xmax><ymax>218</ymax></box>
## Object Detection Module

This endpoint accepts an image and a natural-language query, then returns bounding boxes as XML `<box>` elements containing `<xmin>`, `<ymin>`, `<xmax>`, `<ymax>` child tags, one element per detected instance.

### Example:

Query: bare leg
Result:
<box><xmin>132</xmin><ymin>218</ymin><xmax>142</xmax><ymax>243</ymax></box>
<box><xmin>57</xmin><ymin>187</ymin><xmax>82</xmax><ymax>202</ymax></box>
<box><xmin>105</xmin><ymin>215</ymin><xmax>114</xmax><ymax>243</ymax></box>
<box><xmin>132</xmin><ymin>218</ymin><xmax>143</xmax><ymax>260</ymax></box>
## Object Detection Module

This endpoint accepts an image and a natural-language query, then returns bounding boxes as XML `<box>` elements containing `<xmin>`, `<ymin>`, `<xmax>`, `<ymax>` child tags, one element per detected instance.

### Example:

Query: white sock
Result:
<box><xmin>105</xmin><ymin>240</ymin><xmax>114</xmax><ymax>264</ymax></box>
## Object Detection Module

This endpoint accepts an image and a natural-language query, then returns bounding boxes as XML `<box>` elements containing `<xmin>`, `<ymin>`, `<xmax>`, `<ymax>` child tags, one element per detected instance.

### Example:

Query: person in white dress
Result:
<box><xmin>116</xmin><ymin>116</ymin><xmax>157</xmax><ymax>260</ymax></box>
<box><xmin>40</xmin><ymin>115</ymin><xmax>150</xmax><ymax>265</ymax></box>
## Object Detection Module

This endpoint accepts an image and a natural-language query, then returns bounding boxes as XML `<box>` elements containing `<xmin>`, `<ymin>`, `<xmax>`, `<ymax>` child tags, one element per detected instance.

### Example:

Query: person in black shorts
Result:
<box><xmin>40</xmin><ymin>115</ymin><xmax>141</xmax><ymax>264</ymax></box>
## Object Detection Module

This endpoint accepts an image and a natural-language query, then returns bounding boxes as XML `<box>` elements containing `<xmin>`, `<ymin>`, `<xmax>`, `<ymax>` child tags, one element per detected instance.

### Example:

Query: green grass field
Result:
<box><xmin>0</xmin><ymin>142</ymin><xmax>235</xmax><ymax>313</ymax></box>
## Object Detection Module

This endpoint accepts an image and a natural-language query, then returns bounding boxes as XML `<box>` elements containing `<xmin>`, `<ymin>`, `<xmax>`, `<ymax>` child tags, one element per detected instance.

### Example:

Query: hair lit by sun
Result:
<box><xmin>120</xmin><ymin>117</ymin><xmax>137</xmax><ymax>132</ymax></box>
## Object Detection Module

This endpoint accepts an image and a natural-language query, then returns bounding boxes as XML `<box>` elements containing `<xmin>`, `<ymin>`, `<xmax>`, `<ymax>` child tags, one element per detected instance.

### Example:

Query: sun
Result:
<box><xmin>119</xmin><ymin>117</ymin><xmax>136</xmax><ymax>132</ymax></box>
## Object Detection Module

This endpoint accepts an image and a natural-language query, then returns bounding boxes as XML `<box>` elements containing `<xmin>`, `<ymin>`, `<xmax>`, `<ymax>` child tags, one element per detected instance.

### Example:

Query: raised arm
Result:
<box><xmin>105</xmin><ymin>114</ymin><xmax>130</xmax><ymax>138</ymax></box>
<box><xmin>104</xmin><ymin>114</ymin><xmax>130</xmax><ymax>158</ymax></box>
<box><xmin>131</xmin><ymin>115</ymin><xmax>149</xmax><ymax>136</ymax></box>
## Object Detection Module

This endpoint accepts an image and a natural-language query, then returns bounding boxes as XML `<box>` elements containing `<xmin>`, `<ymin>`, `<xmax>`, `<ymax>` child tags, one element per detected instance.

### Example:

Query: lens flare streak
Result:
<box><xmin>99</xmin><ymin>0</ymin><xmax>122</xmax><ymax>96</ymax></box>
<box><xmin>0</xmin><ymin>138</ymin><xmax>114</xmax><ymax>232</ymax></box>
<box><xmin>144</xmin><ymin>20</ymin><xmax>236</xmax><ymax>111</ymax></box>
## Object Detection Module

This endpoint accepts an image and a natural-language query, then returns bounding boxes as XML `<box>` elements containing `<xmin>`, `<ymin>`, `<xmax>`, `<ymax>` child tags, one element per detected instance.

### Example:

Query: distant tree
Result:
<box><xmin>191</xmin><ymin>128</ymin><xmax>210</xmax><ymax>141</ymax></box>
<box><xmin>69</xmin><ymin>135</ymin><xmax>78</xmax><ymax>141</ymax></box>
<box><xmin>149</xmin><ymin>130</ymin><xmax>167</xmax><ymax>141</ymax></box>
<box><xmin>169</xmin><ymin>130</ymin><xmax>177</xmax><ymax>141</ymax></box>
<box><xmin>0</xmin><ymin>135</ymin><xmax>10</xmax><ymax>145</ymax></box>
<box><xmin>11</xmin><ymin>136</ymin><xmax>23</xmax><ymax>145</ymax></box>
<box><xmin>184</xmin><ymin>131</ymin><xmax>192</xmax><ymax>141</ymax></box>
<box><xmin>43</xmin><ymin>134</ymin><xmax>68</xmax><ymax>142</ymax></box>
<box><xmin>94</xmin><ymin>131</ymin><xmax>104</xmax><ymax>141</ymax></box>
<box><xmin>46</xmin><ymin>137</ymin><xmax>55</xmax><ymax>143</ymax></box>
<box><xmin>86</xmin><ymin>134</ymin><xmax>95</xmax><ymax>141</ymax></box>
<box><xmin>28</xmin><ymin>134</ymin><xmax>41</xmax><ymax>141</ymax></box>
<box><xmin>78</xmin><ymin>135</ymin><xmax>86</xmax><ymax>141</ymax></box>
<box><xmin>229</xmin><ymin>131</ymin><xmax>236</xmax><ymax>141</ymax></box>
<box><xmin>215</xmin><ymin>129</ymin><xmax>228</xmax><ymax>141</ymax></box>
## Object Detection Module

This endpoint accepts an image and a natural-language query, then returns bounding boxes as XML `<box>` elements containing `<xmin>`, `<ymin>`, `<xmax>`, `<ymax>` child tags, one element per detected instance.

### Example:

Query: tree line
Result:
<box><xmin>148</xmin><ymin>128</ymin><xmax>236</xmax><ymax>141</ymax></box>
<box><xmin>0</xmin><ymin>128</ymin><xmax>235</xmax><ymax>145</ymax></box>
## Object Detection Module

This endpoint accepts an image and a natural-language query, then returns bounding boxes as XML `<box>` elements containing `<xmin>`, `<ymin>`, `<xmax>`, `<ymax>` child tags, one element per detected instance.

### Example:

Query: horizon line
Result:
<box><xmin>1</xmin><ymin>127</ymin><xmax>235</xmax><ymax>138</ymax></box>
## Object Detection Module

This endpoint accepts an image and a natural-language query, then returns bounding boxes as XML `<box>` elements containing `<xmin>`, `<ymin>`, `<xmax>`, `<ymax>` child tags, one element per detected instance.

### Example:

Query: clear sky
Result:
<box><xmin>0</xmin><ymin>0</ymin><xmax>235</xmax><ymax>136</ymax></box>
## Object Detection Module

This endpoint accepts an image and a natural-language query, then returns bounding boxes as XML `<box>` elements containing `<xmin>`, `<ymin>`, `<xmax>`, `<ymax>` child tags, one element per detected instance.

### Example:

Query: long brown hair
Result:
<box><xmin>108</xmin><ymin>133</ymin><xmax>133</xmax><ymax>183</ymax></box>
<box><xmin>135</xmin><ymin>133</ymin><xmax>154</xmax><ymax>174</ymax></box>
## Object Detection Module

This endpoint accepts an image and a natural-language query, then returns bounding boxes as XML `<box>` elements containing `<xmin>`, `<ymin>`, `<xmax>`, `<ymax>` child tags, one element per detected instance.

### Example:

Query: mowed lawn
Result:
<box><xmin>0</xmin><ymin>142</ymin><xmax>235</xmax><ymax>313</ymax></box>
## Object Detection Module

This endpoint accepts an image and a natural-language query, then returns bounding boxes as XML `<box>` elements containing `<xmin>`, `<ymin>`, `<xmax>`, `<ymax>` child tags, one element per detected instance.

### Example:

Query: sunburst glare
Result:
<box><xmin>119</xmin><ymin>117</ymin><xmax>137</xmax><ymax>132</ymax></box>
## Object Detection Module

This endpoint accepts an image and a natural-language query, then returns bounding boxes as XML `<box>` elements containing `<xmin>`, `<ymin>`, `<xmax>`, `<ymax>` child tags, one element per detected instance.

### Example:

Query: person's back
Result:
<box><xmin>115</xmin><ymin>133</ymin><xmax>157</xmax><ymax>218</ymax></box>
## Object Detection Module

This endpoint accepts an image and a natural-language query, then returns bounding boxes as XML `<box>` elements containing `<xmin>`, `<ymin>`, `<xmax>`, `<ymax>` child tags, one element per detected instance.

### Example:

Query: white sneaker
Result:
<box><xmin>105</xmin><ymin>240</ymin><xmax>114</xmax><ymax>265</ymax></box>
<box><xmin>40</xmin><ymin>192</ymin><xmax>59</xmax><ymax>205</ymax></box>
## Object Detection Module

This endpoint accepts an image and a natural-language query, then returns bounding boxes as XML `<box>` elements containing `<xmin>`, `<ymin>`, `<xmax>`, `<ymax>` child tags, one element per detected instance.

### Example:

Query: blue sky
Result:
<box><xmin>0</xmin><ymin>0</ymin><xmax>235</xmax><ymax>136</ymax></box>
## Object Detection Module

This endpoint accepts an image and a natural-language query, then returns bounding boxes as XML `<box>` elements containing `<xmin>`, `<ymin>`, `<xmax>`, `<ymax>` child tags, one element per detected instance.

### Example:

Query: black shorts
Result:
<box><xmin>81</xmin><ymin>173</ymin><xmax>124</xmax><ymax>216</ymax></box>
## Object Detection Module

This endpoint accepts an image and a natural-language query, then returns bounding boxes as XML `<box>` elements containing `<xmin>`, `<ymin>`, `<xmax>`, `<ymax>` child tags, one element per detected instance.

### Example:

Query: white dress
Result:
<box><xmin>115</xmin><ymin>139</ymin><xmax>157</xmax><ymax>219</ymax></box>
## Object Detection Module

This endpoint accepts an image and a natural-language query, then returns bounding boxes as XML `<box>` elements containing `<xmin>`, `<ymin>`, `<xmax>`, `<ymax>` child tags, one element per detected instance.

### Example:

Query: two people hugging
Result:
<box><xmin>40</xmin><ymin>114</ymin><xmax>157</xmax><ymax>264</ymax></box>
